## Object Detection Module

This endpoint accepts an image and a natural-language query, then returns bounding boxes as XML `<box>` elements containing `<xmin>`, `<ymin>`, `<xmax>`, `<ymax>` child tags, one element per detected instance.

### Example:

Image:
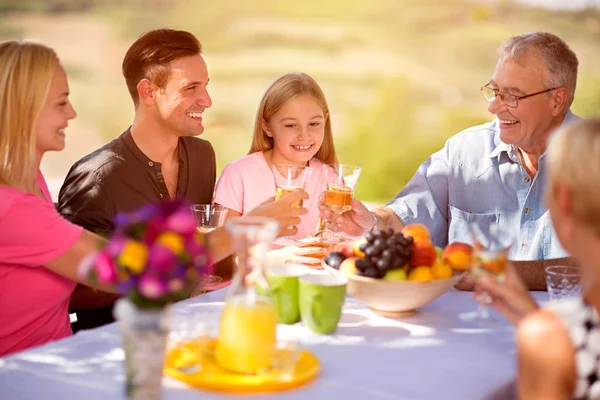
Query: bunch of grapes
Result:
<box><xmin>355</xmin><ymin>228</ymin><xmax>413</xmax><ymax>278</ymax></box>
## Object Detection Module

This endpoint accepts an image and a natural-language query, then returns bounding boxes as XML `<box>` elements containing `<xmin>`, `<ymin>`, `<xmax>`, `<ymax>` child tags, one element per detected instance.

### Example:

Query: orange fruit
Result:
<box><xmin>408</xmin><ymin>266</ymin><xmax>435</xmax><ymax>282</ymax></box>
<box><xmin>431</xmin><ymin>260</ymin><xmax>453</xmax><ymax>280</ymax></box>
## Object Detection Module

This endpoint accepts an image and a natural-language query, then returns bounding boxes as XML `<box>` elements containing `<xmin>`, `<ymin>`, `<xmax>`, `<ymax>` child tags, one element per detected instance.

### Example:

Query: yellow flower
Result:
<box><xmin>118</xmin><ymin>240</ymin><xmax>148</xmax><ymax>273</ymax></box>
<box><xmin>156</xmin><ymin>232</ymin><xmax>184</xmax><ymax>254</ymax></box>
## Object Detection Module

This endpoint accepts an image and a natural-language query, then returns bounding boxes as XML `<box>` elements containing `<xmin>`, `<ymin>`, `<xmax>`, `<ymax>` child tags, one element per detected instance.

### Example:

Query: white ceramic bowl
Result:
<box><xmin>323</xmin><ymin>262</ymin><xmax>465</xmax><ymax>317</ymax></box>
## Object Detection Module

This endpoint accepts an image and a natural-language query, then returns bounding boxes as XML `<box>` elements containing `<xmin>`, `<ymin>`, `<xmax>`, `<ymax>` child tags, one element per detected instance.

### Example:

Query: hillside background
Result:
<box><xmin>1</xmin><ymin>0</ymin><xmax>599</xmax><ymax>202</ymax></box>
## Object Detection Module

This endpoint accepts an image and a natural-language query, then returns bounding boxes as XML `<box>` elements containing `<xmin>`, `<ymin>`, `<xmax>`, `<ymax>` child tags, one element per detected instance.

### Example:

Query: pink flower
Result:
<box><xmin>148</xmin><ymin>244</ymin><xmax>178</xmax><ymax>273</ymax></box>
<box><xmin>105</xmin><ymin>236</ymin><xmax>126</xmax><ymax>257</ymax></box>
<box><xmin>165</xmin><ymin>211</ymin><xmax>196</xmax><ymax>236</ymax></box>
<box><xmin>138</xmin><ymin>275</ymin><xmax>166</xmax><ymax>299</ymax></box>
<box><xmin>94</xmin><ymin>252</ymin><xmax>117</xmax><ymax>284</ymax></box>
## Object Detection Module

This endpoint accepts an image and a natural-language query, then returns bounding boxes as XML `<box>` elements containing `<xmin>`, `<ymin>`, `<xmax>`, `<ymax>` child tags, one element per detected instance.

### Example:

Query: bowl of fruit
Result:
<box><xmin>322</xmin><ymin>224</ymin><xmax>472</xmax><ymax>317</ymax></box>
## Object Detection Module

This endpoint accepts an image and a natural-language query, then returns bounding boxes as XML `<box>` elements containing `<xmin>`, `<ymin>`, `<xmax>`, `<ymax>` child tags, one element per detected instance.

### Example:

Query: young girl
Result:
<box><xmin>214</xmin><ymin>72</ymin><xmax>338</xmax><ymax>239</ymax></box>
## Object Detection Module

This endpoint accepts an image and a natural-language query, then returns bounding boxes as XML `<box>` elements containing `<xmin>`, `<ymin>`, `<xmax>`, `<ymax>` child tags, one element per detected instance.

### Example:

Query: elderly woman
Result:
<box><xmin>479</xmin><ymin>118</ymin><xmax>600</xmax><ymax>400</ymax></box>
<box><xmin>0</xmin><ymin>40</ymin><xmax>306</xmax><ymax>356</ymax></box>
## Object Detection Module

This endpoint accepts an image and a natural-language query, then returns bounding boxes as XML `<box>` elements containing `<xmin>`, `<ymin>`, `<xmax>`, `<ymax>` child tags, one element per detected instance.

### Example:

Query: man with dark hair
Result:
<box><xmin>58</xmin><ymin>29</ymin><xmax>217</xmax><ymax>329</ymax></box>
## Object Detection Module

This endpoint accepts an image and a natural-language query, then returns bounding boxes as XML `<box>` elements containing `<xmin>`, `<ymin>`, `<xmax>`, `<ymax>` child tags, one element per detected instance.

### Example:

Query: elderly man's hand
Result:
<box><xmin>317</xmin><ymin>194</ymin><xmax>373</xmax><ymax>237</ymax></box>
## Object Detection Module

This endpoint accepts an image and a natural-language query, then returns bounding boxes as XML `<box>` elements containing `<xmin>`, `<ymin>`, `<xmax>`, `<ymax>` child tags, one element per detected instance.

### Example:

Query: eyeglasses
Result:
<box><xmin>481</xmin><ymin>84</ymin><xmax>559</xmax><ymax>108</ymax></box>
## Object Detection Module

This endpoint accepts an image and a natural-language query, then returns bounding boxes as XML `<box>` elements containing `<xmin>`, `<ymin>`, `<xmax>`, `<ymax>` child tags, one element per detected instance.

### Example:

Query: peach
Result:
<box><xmin>410</xmin><ymin>240</ymin><xmax>437</xmax><ymax>267</ymax></box>
<box><xmin>401</xmin><ymin>224</ymin><xmax>431</xmax><ymax>243</ymax></box>
<box><xmin>442</xmin><ymin>242</ymin><xmax>474</xmax><ymax>271</ymax></box>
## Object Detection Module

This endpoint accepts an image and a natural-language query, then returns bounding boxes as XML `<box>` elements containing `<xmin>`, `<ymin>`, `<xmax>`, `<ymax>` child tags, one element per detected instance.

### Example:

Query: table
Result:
<box><xmin>0</xmin><ymin>290</ymin><xmax>548</xmax><ymax>400</ymax></box>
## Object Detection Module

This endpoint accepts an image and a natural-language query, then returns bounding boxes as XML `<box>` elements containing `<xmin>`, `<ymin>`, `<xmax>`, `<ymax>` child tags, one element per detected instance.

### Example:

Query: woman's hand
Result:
<box><xmin>475</xmin><ymin>261</ymin><xmax>539</xmax><ymax>326</ymax></box>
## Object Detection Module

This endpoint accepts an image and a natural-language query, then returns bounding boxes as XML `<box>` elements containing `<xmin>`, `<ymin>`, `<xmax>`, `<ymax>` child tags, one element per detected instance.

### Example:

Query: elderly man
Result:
<box><xmin>321</xmin><ymin>32</ymin><xmax>580</xmax><ymax>290</ymax></box>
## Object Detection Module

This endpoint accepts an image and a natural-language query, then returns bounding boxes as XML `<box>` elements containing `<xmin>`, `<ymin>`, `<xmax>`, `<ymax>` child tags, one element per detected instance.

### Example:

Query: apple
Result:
<box><xmin>333</xmin><ymin>243</ymin><xmax>356</xmax><ymax>259</ymax></box>
<box><xmin>339</xmin><ymin>257</ymin><xmax>358</xmax><ymax>275</ymax></box>
<box><xmin>383</xmin><ymin>268</ymin><xmax>407</xmax><ymax>281</ymax></box>
<box><xmin>410</xmin><ymin>240</ymin><xmax>437</xmax><ymax>267</ymax></box>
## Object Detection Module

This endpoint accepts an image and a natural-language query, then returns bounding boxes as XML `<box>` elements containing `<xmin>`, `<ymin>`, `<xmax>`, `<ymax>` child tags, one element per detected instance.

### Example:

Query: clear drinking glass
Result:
<box><xmin>270</xmin><ymin>164</ymin><xmax>312</xmax><ymax>246</ymax></box>
<box><xmin>316</xmin><ymin>164</ymin><xmax>362</xmax><ymax>243</ymax></box>
<box><xmin>545</xmin><ymin>266</ymin><xmax>581</xmax><ymax>301</ymax></box>
<box><xmin>190</xmin><ymin>204</ymin><xmax>228</xmax><ymax>285</ymax></box>
<box><xmin>463</xmin><ymin>222</ymin><xmax>514</xmax><ymax>324</ymax></box>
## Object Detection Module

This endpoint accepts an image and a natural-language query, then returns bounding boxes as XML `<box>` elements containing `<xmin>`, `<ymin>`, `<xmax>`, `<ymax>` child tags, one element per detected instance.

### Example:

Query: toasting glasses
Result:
<box><xmin>190</xmin><ymin>204</ymin><xmax>228</xmax><ymax>284</ymax></box>
<box><xmin>315</xmin><ymin>164</ymin><xmax>362</xmax><ymax>243</ymax></box>
<box><xmin>461</xmin><ymin>221</ymin><xmax>514</xmax><ymax>324</ymax></box>
<box><xmin>270</xmin><ymin>164</ymin><xmax>312</xmax><ymax>246</ymax></box>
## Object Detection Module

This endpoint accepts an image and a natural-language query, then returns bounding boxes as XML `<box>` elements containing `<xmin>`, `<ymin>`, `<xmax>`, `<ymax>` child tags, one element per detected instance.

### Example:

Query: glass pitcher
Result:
<box><xmin>215</xmin><ymin>216</ymin><xmax>280</xmax><ymax>374</ymax></box>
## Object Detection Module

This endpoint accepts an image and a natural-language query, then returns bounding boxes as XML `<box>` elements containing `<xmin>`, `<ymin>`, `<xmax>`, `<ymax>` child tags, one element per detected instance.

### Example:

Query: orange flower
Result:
<box><xmin>156</xmin><ymin>232</ymin><xmax>184</xmax><ymax>254</ymax></box>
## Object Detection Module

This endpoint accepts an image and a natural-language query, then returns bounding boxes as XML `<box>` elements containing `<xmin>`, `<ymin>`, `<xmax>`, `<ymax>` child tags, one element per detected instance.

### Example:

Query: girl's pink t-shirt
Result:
<box><xmin>214</xmin><ymin>153</ymin><xmax>330</xmax><ymax>238</ymax></box>
<box><xmin>0</xmin><ymin>172</ymin><xmax>83</xmax><ymax>356</ymax></box>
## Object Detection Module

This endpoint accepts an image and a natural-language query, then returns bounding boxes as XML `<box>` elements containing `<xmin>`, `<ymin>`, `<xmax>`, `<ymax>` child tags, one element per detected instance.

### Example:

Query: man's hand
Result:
<box><xmin>246</xmin><ymin>190</ymin><xmax>309</xmax><ymax>237</ymax></box>
<box><xmin>317</xmin><ymin>195</ymin><xmax>373</xmax><ymax>237</ymax></box>
<box><xmin>475</xmin><ymin>262</ymin><xmax>539</xmax><ymax>326</ymax></box>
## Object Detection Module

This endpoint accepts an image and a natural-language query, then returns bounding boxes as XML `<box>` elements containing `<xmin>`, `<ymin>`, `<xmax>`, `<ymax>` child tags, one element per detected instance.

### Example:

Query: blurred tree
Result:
<box><xmin>339</xmin><ymin>79</ymin><xmax>488</xmax><ymax>203</ymax></box>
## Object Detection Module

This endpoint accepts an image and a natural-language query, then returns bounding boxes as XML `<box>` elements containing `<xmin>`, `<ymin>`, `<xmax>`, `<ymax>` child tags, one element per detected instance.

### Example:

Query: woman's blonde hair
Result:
<box><xmin>0</xmin><ymin>40</ymin><xmax>59</xmax><ymax>189</ymax></box>
<box><xmin>547</xmin><ymin>118</ymin><xmax>600</xmax><ymax>236</ymax></box>
<box><xmin>248</xmin><ymin>72</ymin><xmax>338</xmax><ymax>164</ymax></box>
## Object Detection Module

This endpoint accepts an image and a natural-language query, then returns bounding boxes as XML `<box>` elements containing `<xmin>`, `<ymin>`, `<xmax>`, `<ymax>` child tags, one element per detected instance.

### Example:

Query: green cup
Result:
<box><xmin>299</xmin><ymin>272</ymin><xmax>348</xmax><ymax>334</ymax></box>
<box><xmin>265</xmin><ymin>264</ymin><xmax>310</xmax><ymax>324</ymax></box>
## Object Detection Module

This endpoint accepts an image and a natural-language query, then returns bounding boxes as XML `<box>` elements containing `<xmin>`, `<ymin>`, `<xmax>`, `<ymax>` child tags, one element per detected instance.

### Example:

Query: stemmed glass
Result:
<box><xmin>315</xmin><ymin>164</ymin><xmax>362</xmax><ymax>243</ymax></box>
<box><xmin>462</xmin><ymin>222</ymin><xmax>514</xmax><ymax>324</ymax></box>
<box><xmin>190</xmin><ymin>204</ymin><xmax>228</xmax><ymax>285</ymax></box>
<box><xmin>270</xmin><ymin>164</ymin><xmax>312</xmax><ymax>246</ymax></box>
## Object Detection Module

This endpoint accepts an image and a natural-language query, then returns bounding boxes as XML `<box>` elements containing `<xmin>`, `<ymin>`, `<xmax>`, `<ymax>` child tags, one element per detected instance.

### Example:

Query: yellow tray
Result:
<box><xmin>164</xmin><ymin>339</ymin><xmax>320</xmax><ymax>393</ymax></box>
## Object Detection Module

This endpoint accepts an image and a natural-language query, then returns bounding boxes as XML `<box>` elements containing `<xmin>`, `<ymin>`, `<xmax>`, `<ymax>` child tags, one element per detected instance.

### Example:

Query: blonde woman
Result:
<box><xmin>0</xmin><ymin>41</ymin><xmax>307</xmax><ymax>356</ymax></box>
<box><xmin>479</xmin><ymin>118</ymin><xmax>600</xmax><ymax>399</ymax></box>
<box><xmin>214</xmin><ymin>72</ymin><xmax>338</xmax><ymax>239</ymax></box>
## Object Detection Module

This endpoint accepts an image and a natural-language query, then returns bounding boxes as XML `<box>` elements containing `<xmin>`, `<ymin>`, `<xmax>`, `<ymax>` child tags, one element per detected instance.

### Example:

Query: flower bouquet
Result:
<box><xmin>80</xmin><ymin>199</ymin><xmax>210</xmax><ymax>400</ymax></box>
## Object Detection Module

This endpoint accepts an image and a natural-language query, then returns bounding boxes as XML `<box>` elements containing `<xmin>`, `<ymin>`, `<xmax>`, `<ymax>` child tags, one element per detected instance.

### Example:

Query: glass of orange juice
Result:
<box><xmin>316</xmin><ymin>164</ymin><xmax>362</xmax><ymax>243</ymax></box>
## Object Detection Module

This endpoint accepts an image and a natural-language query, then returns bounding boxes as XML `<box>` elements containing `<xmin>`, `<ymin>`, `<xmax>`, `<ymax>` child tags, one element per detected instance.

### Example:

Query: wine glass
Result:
<box><xmin>461</xmin><ymin>222</ymin><xmax>514</xmax><ymax>325</ymax></box>
<box><xmin>190</xmin><ymin>204</ymin><xmax>228</xmax><ymax>285</ymax></box>
<box><xmin>270</xmin><ymin>164</ymin><xmax>312</xmax><ymax>246</ymax></box>
<box><xmin>316</xmin><ymin>164</ymin><xmax>362</xmax><ymax>243</ymax></box>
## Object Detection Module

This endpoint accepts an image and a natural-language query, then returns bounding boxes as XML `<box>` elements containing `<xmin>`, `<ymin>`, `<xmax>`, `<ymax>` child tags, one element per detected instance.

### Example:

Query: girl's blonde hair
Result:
<box><xmin>248</xmin><ymin>72</ymin><xmax>338</xmax><ymax>164</ymax></box>
<box><xmin>0</xmin><ymin>40</ymin><xmax>59</xmax><ymax>189</ymax></box>
<box><xmin>547</xmin><ymin>118</ymin><xmax>600</xmax><ymax>237</ymax></box>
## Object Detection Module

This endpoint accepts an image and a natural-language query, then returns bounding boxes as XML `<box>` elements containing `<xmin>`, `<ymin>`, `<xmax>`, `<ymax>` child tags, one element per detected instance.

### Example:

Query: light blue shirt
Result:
<box><xmin>387</xmin><ymin>111</ymin><xmax>581</xmax><ymax>260</ymax></box>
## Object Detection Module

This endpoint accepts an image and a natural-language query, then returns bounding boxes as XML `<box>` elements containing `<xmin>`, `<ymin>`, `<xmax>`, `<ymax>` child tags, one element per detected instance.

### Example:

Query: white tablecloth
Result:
<box><xmin>0</xmin><ymin>289</ymin><xmax>548</xmax><ymax>400</ymax></box>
